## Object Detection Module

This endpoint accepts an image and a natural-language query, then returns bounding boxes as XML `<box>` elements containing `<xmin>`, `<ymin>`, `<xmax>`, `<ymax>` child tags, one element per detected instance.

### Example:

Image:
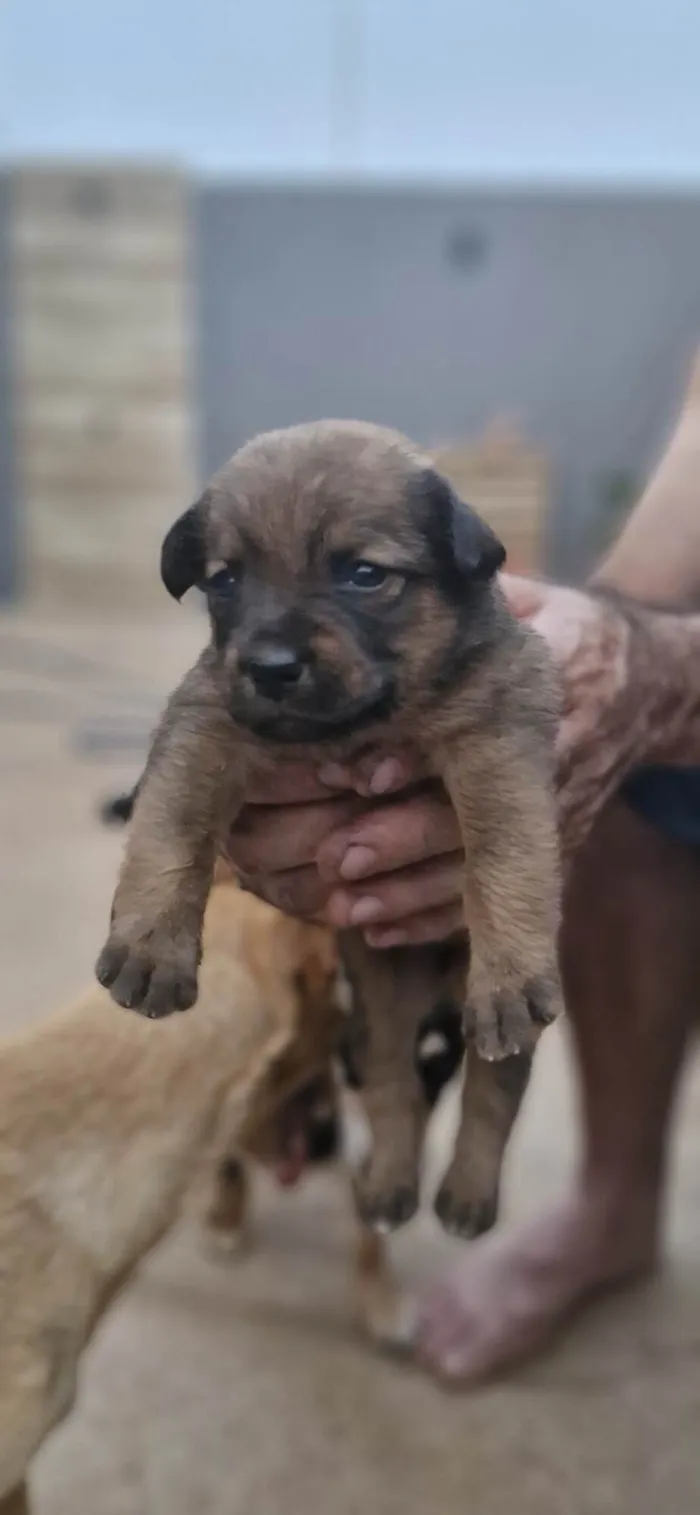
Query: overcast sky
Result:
<box><xmin>1</xmin><ymin>0</ymin><xmax>699</xmax><ymax>181</ymax></box>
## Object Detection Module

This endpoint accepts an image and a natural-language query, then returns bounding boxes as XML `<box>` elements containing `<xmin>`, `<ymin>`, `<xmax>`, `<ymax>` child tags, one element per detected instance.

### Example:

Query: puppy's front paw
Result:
<box><xmin>470</xmin><ymin>974</ymin><xmax>560</xmax><ymax>1062</ymax></box>
<box><xmin>433</xmin><ymin>1181</ymin><xmax>498</xmax><ymax>1240</ymax></box>
<box><xmin>354</xmin><ymin>1177</ymin><xmax>419</xmax><ymax>1235</ymax></box>
<box><xmin>96</xmin><ymin>929</ymin><xmax>199</xmax><ymax>1018</ymax></box>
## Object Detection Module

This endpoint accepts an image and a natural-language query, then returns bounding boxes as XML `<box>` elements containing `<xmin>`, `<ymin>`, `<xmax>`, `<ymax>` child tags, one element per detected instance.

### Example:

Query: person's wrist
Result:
<box><xmin>638</xmin><ymin>611</ymin><xmax>700</xmax><ymax>767</ymax></box>
<box><xmin>554</xmin><ymin>595</ymin><xmax>639</xmax><ymax>855</ymax></box>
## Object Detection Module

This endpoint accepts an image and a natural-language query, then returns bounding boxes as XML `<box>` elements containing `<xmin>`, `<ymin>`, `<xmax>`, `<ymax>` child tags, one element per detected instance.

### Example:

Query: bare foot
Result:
<box><xmin>416</xmin><ymin>1184</ymin><xmax>658</xmax><ymax>1384</ymax></box>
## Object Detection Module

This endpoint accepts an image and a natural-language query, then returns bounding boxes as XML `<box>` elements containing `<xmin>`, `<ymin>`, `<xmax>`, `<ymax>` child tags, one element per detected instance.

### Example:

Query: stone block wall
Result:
<box><xmin>10</xmin><ymin>166</ymin><xmax>195</xmax><ymax>608</ymax></box>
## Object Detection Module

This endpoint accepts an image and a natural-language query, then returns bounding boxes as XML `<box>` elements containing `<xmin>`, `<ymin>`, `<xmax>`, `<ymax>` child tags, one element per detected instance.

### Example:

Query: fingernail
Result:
<box><xmin>368</xmin><ymin>757</ymin><xmax>402</xmax><ymax>795</ymax></box>
<box><xmin>366</xmin><ymin>926</ymin><xmax>409</xmax><ymax>947</ymax></box>
<box><xmin>349</xmin><ymin>896</ymin><xmax>384</xmax><ymax>925</ymax></box>
<box><xmin>319</xmin><ymin>762</ymin><xmax>352</xmax><ymax>789</ymax></box>
<box><xmin>339</xmin><ymin>845</ymin><xmax>377</xmax><ymax>881</ymax></box>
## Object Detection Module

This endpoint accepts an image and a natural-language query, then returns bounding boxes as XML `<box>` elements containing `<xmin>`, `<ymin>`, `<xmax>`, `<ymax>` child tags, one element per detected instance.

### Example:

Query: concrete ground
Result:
<box><xmin>2</xmin><ymin>602</ymin><xmax>700</xmax><ymax>1515</ymax></box>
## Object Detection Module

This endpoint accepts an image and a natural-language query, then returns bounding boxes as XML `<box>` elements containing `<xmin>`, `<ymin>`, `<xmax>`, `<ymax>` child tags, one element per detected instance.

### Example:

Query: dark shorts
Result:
<box><xmin>620</xmin><ymin>766</ymin><xmax>700</xmax><ymax>848</ymax></box>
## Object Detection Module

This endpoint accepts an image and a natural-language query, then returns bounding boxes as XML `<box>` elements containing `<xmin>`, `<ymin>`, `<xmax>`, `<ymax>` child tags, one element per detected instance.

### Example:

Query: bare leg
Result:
<box><xmin>0</xmin><ymin>1487</ymin><xmax>30</xmax><ymax>1515</ymax></box>
<box><xmin>595</xmin><ymin>347</ymin><xmax>700</xmax><ymax>602</ymax></box>
<box><xmin>417</xmin><ymin>798</ymin><xmax>700</xmax><ymax>1381</ymax></box>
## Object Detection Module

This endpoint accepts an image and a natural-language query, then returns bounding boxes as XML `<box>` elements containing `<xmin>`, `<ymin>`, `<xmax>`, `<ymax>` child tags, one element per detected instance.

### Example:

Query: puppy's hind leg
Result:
<box><xmin>0</xmin><ymin>1339</ymin><xmax>77</xmax><ymax>1515</ymax></box>
<box><xmin>434</xmin><ymin>1048</ymin><xmax>532</xmax><ymax>1238</ymax></box>
<box><xmin>352</xmin><ymin>1225</ymin><xmax>417</xmax><ymax>1352</ymax></box>
<box><xmin>203</xmin><ymin>1154</ymin><xmax>252</xmax><ymax>1257</ymax></box>
<box><xmin>339</xmin><ymin>935</ymin><xmax>434</xmax><ymax>1234</ymax></box>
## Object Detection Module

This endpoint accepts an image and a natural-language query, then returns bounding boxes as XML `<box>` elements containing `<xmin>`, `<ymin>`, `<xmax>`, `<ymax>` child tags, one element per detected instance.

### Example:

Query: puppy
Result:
<box><xmin>0</xmin><ymin>874</ymin><xmax>342</xmax><ymax>1514</ymax></box>
<box><xmin>96</xmin><ymin>421</ymin><xmax>561</xmax><ymax>1237</ymax></box>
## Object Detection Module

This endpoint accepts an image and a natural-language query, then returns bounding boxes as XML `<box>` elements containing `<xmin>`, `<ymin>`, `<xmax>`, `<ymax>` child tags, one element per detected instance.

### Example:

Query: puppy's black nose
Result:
<box><xmin>240</xmin><ymin>642</ymin><xmax>304</xmax><ymax>700</ymax></box>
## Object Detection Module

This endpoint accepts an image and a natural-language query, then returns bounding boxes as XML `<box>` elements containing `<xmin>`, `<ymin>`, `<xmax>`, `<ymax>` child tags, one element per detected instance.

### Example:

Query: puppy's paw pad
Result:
<box><xmin>356</xmin><ymin>1182</ymin><xmax>419</xmax><ymax>1234</ymax></box>
<box><xmin>433</xmin><ymin>1185</ymin><xmax>498</xmax><ymax>1240</ymax></box>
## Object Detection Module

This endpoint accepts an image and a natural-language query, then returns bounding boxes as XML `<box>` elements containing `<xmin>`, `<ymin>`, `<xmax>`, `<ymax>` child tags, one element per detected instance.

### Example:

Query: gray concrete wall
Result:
<box><xmin>196</xmin><ymin>186</ymin><xmax>700</xmax><ymax>578</ymax></box>
<box><xmin>3</xmin><ymin>178</ymin><xmax>700</xmax><ymax>601</ymax></box>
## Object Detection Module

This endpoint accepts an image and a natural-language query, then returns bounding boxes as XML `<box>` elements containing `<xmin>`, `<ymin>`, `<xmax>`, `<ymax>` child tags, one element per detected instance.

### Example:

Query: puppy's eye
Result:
<box><xmin>206</xmin><ymin>564</ymin><xmax>242</xmax><ymax>592</ymax></box>
<box><xmin>332</xmin><ymin>558</ymin><xmax>389</xmax><ymax>591</ymax></box>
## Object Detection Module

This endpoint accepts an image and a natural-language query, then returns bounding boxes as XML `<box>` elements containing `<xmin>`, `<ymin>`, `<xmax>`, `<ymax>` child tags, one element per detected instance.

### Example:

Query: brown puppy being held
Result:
<box><xmin>96</xmin><ymin>420</ymin><xmax>562</xmax><ymax>1237</ymax></box>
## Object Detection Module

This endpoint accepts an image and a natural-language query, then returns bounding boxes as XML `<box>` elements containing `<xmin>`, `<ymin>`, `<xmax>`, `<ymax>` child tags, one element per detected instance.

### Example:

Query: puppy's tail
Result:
<box><xmin>98</xmin><ymin>786</ymin><xmax>138</xmax><ymax>827</ymax></box>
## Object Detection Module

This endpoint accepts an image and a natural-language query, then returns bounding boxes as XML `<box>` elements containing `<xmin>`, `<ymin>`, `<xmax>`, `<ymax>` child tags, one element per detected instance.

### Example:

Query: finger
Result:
<box><xmin>242</xmin><ymin>865</ymin><xmax>331</xmax><ymax>921</ymax></box>
<box><xmin>365</xmin><ymin>904</ymin><xmax>465</xmax><ymax>949</ymax></box>
<box><xmin>324</xmin><ymin>852</ymin><xmax>463</xmax><ymax>930</ymax></box>
<box><xmin>499</xmin><ymin>572</ymin><xmax>549</xmax><ymax>621</ymax></box>
<box><xmin>316</xmin><ymin>787</ymin><xmax>460</xmax><ymax>884</ymax></box>
<box><xmin>529</xmin><ymin>582</ymin><xmax>603</xmax><ymax>664</ymax></box>
<box><xmin>318</xmin><ymin>748</ymin><xmax>425</xmax><ymax>797</ymax></box>
<box><xmin>244</xmin><ymin>762</ymin><xmax>342</xmax><ymax>805</ymax></box>
<box><xmin>500</xmin><ymin>575</ymin><xmax>601</xmax><ymax>670</ymax></box>
<box><xmin>227</xmin><ymin>795</ymin><xmax>363</xmax><ymax>874</ymax></box>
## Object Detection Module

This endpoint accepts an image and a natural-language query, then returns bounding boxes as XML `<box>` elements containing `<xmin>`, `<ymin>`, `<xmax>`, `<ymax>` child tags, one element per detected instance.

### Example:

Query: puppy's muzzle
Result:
<box><xmin>240</xmin><ymin>640</ymin><xmax>307</xmax><ymax>702</ymax></box>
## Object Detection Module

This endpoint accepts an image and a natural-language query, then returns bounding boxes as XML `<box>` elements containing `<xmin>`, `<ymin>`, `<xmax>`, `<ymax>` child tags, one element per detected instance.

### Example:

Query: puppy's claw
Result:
<box><xmin>433</xmin><ymin>1185</ymin><xmax>498</xmax><ymax>1240</ymax></box>
<box><xmin>95</xmin><ymin>941</ymin><xmax>127</xmax><ymax>989</ymax></box>
<box><xmin>470</xmin><ymin>975</ymin><xmax>560</xmax><ymax>1062</ymax></box>
<box><xmin>526</xmin><ymin>973</ymin><xmax>562</xmax><ymax>1028</ymax></box>
<box><xmin>355</xmin><ymin>1182</ymin><xmax>419</xmax><ymax>1234</ymax></box>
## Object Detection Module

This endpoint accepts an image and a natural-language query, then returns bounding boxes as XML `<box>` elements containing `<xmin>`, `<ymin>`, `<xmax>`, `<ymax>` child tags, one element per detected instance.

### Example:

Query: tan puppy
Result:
<box><xmin>0</xmin><ymin>874</ymin><xmax>364</xmax><ymax>1515</ymax></box>
<box><xmin>97</xmin><ymin>420</ymin><xmax>561</xmax><ymax>1238</ymax></box>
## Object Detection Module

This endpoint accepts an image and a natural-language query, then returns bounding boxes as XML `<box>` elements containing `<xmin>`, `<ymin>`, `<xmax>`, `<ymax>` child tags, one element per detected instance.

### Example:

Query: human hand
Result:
<box><xmin>225</xmin><ymin>754</ymin><xmax>463</xmax><ymax>949</ymax></box>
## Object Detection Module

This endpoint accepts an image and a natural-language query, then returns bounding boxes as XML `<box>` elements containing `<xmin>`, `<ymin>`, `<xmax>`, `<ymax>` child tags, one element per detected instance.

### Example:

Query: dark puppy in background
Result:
<box><xmin>97</xmin><ymin>421</ymin><xmax>559</xmax><ymax>1239</ymax></box>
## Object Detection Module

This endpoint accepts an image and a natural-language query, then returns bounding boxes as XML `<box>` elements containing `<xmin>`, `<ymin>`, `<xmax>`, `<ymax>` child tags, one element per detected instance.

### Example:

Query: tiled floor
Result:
<box><xmin>2</xmin><ymin>604</ymin><xmax>700</xmax><ymax>1515</ymax></box>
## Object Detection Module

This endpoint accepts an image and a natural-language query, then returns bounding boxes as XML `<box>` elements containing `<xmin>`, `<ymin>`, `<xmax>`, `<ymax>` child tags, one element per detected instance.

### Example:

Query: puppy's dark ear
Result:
<box><xmin>419</xmin><ymin>469</ymin><xmax>506</xmax><ymax>583</ymax></box>
<box><xmin>99</xmin><ymin>786</ymin><xmax>138</xmax><ymax>827</ymax></box>
<box><xmin>449</xmin><ymin>494</ymin><xmax>506</xmax><ymax>579</ymax></box>
<box><xmin>160</xmin><ymin>503</ymin><xmax>206</xmax><ymax>600</ymax></box>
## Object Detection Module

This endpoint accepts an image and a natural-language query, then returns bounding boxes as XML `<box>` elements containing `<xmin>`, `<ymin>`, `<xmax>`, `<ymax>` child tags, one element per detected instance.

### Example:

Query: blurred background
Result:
<box><xmin>3</xmin><ymin>9</ymin><xmax>700</xmax><ymax>1511</ymax></box>
<box><xmin>2</xmin><ymin>0</ymin><xmax>700</xmax><ymax>617</ymax></box>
